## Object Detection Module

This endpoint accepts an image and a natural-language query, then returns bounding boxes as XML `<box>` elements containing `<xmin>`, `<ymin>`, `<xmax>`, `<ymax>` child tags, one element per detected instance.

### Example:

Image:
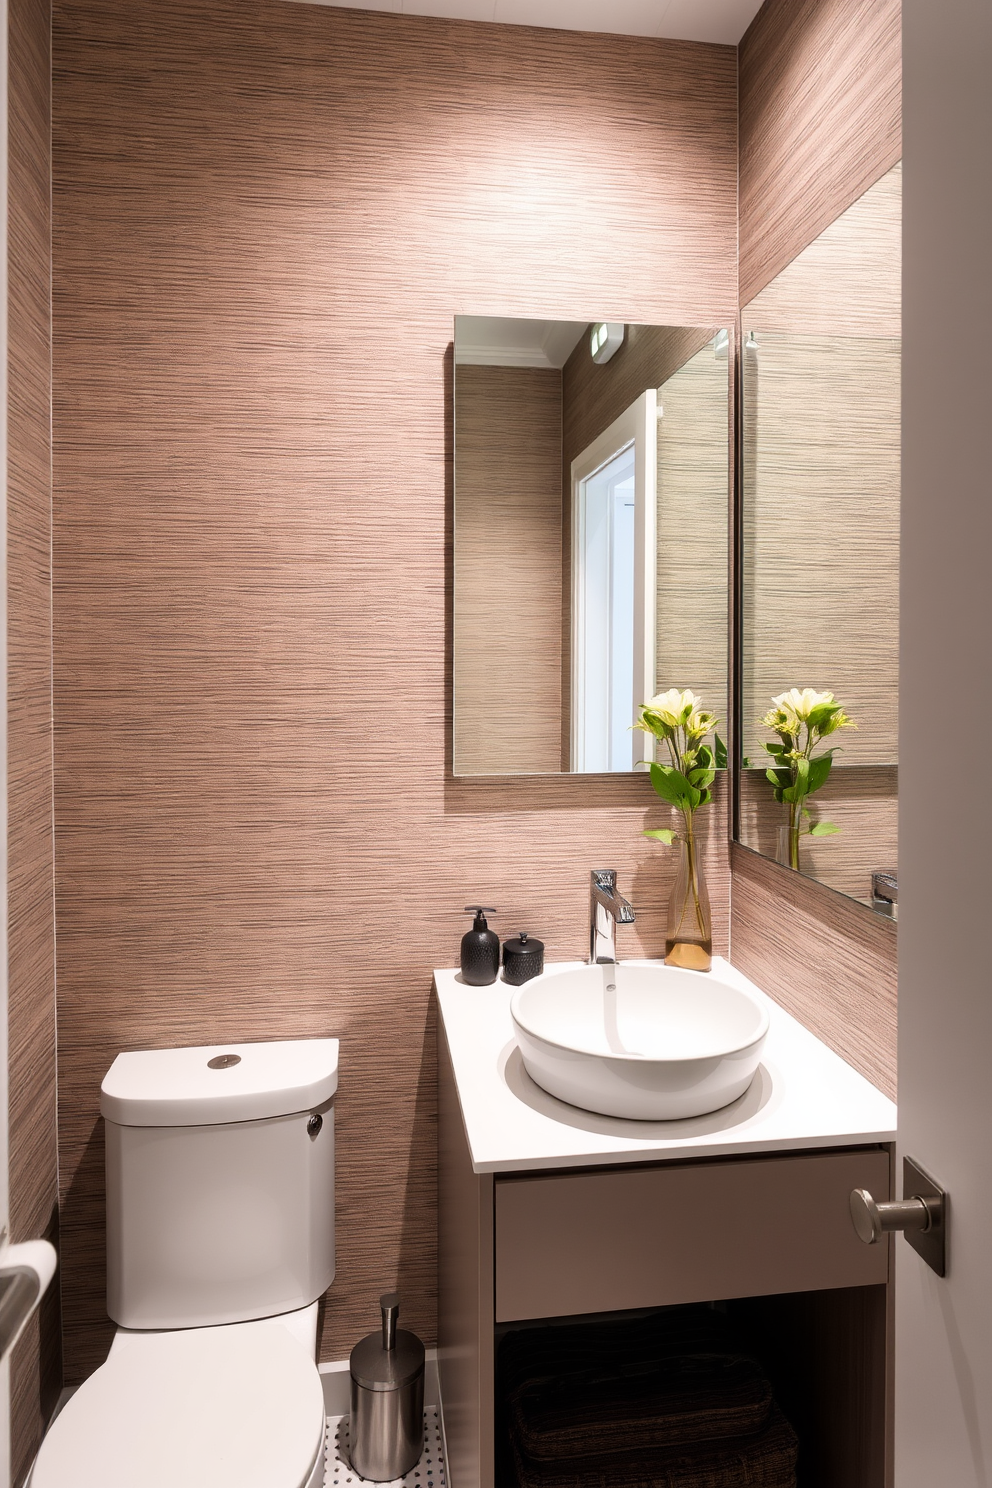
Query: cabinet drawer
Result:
<box><xmin>494</xmin><ymin>1149</ymin><xmax>889</xmax><ymax>1321</ymax></box>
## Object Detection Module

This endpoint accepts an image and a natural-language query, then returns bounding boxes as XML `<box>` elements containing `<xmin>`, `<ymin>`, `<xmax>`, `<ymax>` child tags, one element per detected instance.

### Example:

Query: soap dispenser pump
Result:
<box><xmin>460</xmin><ymin>906</ymin><xmax>500</xmax><ymax>985</ymax></box>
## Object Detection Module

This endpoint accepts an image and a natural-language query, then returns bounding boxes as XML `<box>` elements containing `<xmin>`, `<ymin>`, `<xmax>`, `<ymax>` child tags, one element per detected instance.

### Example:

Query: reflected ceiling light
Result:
<box><xmin>590</xmin><ymin>322</ymin><xmax>625</xmax><ymax>364</ymax></box>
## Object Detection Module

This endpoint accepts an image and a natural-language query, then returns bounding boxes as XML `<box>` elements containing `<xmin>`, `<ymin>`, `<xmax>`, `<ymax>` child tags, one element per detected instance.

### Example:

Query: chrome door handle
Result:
<box><xmin>850</xmin><ymin>1155</ymin><xmax>946</xmax><ymax>1277</ymax></box>
<box><xmin>850</xmin><ymin>1189</ymin><xmax>935</xmax><ymax>1242</ymax></box>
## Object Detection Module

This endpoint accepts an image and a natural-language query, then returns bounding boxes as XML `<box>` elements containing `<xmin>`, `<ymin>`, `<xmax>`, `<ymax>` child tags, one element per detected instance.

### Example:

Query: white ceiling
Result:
<box><xmin>289</xmin><ymin>0</ymin><xmax>765</xmax><ymax>45</ymax></box>
<box><xmin>454</xmin><ymin>316</ymin><xmax>587</xmax><ymax>368</ymax></box>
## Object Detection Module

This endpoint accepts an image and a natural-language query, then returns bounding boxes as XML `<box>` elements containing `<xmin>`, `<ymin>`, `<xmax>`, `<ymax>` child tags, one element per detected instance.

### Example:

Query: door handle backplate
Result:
<box><xmin>850</xmin><ymin>1155</ymin><xmax>946</xmax><ymax>1277</ymax></box>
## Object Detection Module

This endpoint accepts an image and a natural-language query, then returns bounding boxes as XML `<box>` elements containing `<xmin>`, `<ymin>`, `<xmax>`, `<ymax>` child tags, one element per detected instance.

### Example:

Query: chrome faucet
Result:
<box><xmin>589</xmin><ymin>869</ymin><xmax>635</xmax><ymax>964</ymax></box>
<box><xmin>871</xmin><ymin>871</ymin><xmax>898</xmax><ymax>920</ymax></box>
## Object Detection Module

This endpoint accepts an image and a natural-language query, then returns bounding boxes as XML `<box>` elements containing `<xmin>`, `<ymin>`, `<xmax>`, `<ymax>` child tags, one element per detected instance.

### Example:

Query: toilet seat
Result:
<box><xmin>31</xmin><ymin>1322</ymin><xmax>326</xmax><ymax>1488</ymax></box>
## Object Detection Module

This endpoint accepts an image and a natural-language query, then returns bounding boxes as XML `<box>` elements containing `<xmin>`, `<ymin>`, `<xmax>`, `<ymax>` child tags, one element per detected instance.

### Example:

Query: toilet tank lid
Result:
<box><xmin>100</xmin><ymin>1038</ymin><xmax>339</xmax><ymax>1127</ymax></box>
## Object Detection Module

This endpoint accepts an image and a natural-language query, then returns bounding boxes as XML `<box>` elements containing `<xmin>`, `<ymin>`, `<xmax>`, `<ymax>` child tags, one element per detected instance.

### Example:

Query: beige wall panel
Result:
<box><xmin>454</xmin><ymin>365</ymin><xmax>562</xmax><ymax>775</ymax></box>
<box><xmin>52</xmin><ymin>0</ymin><xmax>738</xmax><ymax>1378</ymax></box>
<box><xmin>8</xmin><ymin>0</ymin><xmax>61</xmax><ymax>1473</ymax></box>
<box><xmin>745</xmin><ymin>164</ymin><xmax>901</xmax><ymax>337</ymax></box>
<box><xmin>739</xmin><ymin>0</ymin><xmax>901</xmax><ymax>306</ymax></box>
<box><xmin>655</xmin><ymin>342</ymin><xmax>729</xmax><ymax>731</ymax></box>
<box><xmin>730</xmin><ymin>843</ymin><xmax>897</xmax><ymax>1101</ymax></box>
<box><xmin>741</xmin><ymin>332</ymin><xmax>900</xmax><ymax>765</ymax></box>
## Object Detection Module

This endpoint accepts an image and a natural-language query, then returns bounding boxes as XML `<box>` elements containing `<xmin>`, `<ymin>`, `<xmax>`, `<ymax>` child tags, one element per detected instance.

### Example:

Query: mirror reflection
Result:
<box><xmin>738</xmin><ymin>164</ymin><xmax>901</xmax><ymax>913</ymax></box>
<box><xmin>453</xmin><ymin>317</ymin><xmax>731</xmax><ymax>776</ymax></box>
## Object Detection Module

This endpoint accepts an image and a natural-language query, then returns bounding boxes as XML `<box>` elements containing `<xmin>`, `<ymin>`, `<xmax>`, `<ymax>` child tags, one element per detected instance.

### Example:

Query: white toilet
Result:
<box><xmin>32</xmin><ymin>1037</ymin><xmax>339</xmax><ymax>1488</ymax></box>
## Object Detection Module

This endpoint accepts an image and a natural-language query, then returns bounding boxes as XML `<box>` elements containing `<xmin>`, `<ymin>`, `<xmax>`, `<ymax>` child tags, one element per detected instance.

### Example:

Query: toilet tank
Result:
<box><xmin>100</xmin><ymin>1038</ymin><xmax>338</xmax><ymax>1330</ymax></box>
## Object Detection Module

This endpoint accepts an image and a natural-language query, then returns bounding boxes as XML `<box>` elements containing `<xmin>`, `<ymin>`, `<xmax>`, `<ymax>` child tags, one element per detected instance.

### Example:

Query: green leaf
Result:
<box><xmin>762</xmin><ymin>740</ymin><xmax>786</xmax><ymax>757</ymax></box>
<box><xmin>809</xmin><ymin>821</ymin><xmax>841</xmax><ymax>836</ymax></box>
<box><xmin>807</xmin><ymin>753</ymin><xmax>834</xmax><ymax>794</ymax></box>
<box><xmin>714</xmin><ymin>734</ymin><xmax>728</xmax><ymax>770</ymax></box>
<box><xmin>688</xmin><ymin>767</ymin><xmax>716</xmax><ymax>790</ymax></box>
<box><xmin>649</xmin><ymin>763</ymin><xmax>700</xmax><ymax>811</ymax></box>
<box><xmin>807</xmin><ymin>703</ymin><xmax>841</xmax><ymax>732</ymax></box>
<box><xmin>765</xmin><ymin>767</ymin><xmax>790</xmax><ymax>789</ymax></box>
<box><xmin>643</xmin><ymin>828</ymin><xmax>678</xmax><ymax>845</ymax></box>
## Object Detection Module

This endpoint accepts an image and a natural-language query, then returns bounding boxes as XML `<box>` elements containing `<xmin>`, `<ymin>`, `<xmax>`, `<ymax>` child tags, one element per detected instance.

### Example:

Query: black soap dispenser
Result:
<box><xmin>461</xmin><ymin>906</ymin><xmax>500</xmax><ymax>985</ymax></box>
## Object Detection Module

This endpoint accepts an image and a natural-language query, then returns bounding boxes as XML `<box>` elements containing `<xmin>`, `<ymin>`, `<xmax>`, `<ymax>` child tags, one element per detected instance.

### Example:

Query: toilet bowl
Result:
<box><xmin>31</xmin><ymin>1314</ymin><xmax>327</xmax><ymax>1488</ymax></box>
<box><xmin>31</xmin><ymin>1038</ymin><xmax>339</xmax><ymax>1488</ymax></box>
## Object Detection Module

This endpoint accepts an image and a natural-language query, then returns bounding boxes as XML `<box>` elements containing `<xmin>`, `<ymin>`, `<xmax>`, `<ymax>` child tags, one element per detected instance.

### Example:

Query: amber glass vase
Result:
<box><xmin>665</xmin><ymin>815</ymin><xmax>713</xmax><ymax>971</ymax></box>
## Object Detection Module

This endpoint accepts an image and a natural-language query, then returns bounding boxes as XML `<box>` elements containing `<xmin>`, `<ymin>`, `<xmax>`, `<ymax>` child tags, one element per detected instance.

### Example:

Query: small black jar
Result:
<box><xmin>502</xmin><ymin>931</ymin><xmax>544</xmax><ymax>986</ymax></box>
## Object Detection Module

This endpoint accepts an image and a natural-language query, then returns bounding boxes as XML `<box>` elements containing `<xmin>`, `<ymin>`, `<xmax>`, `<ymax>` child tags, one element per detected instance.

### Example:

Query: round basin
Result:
<box><xmin>509</xmin><ymin>962</ymin><xmax>769</xmax><ymax>1120</ymax></box>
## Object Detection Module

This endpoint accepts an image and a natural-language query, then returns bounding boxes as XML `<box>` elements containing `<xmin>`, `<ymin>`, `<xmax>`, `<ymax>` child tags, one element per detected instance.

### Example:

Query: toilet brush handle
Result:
<box><xmin>380</xmin><ymin>1292</ymin><xmax>400</xmax><ymax>1352</ymax></box>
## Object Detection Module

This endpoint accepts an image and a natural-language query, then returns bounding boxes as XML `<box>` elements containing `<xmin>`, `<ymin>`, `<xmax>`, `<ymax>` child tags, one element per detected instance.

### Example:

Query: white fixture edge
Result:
<box><xmin>435</xmin><ymin>957</ymin><xmax>897</xmax><ymax>1172</ymax></box>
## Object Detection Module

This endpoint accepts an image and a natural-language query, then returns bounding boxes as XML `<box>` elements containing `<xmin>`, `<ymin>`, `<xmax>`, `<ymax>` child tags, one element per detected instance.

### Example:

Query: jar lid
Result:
<box><xmin>350</xmin><ymin>1329</ymin><xmax>425</xmax><ymax>1392</ymax></box>
<box><xmin>503</xmin><ymin>932</ymin><xmax>544</xmax><ymax>958</ymax></box>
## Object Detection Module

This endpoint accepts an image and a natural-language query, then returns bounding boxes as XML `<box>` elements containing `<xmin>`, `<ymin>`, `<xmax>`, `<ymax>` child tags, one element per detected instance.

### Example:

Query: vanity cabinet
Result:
<box><xmin>495</xmin><ymin>1149</ymin><xmax>888</xmax><ymax>1321</ymax></box>
<box><xmin>438</xmin><ymin>1025</ymin><xmax>893</xmax><ymax>1488</ymax></box>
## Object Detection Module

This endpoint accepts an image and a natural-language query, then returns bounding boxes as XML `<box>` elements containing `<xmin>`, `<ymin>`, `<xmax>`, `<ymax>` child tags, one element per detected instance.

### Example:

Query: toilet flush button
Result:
<box><xmin>207</xmin><ymin>1054</ymin><xmax>242</xmax><ymax>1070</ymax></box>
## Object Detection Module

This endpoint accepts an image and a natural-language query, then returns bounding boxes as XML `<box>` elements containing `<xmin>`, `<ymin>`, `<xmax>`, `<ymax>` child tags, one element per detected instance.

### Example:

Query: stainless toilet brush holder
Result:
<box><xmin>350</xmin><ymin>1292</ymin><xmax>425</xmax><ymax>1481</ymax></box>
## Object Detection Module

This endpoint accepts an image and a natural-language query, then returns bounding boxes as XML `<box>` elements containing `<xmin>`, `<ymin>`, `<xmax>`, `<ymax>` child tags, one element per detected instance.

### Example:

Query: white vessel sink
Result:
<box><xmin>510</xmin><ymin>962</ymin><xmax>769</xmax><ymax>1120</ymax></box>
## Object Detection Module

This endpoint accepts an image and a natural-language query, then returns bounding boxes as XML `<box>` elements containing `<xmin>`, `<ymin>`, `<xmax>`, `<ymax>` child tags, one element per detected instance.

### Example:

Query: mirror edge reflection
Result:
<box><xmin>452</xmin><ymin>316</ymin><xmax>733</xmax><ymax>782</ymax></box>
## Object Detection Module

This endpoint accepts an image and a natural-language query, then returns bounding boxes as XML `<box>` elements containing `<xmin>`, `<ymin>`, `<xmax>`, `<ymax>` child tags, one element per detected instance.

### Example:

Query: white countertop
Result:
<box><xmin>435</xmin><ymin>958</ymin><xmax>897</xmax><ymax>1173</ymax></box>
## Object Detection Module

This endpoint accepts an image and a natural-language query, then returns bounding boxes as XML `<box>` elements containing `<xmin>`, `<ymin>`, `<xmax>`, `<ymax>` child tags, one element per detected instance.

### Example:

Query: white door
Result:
<box><xmin>0</xmin><ymin>4</ymin><xmax>12</xmax><ymax>1473</ymax></box>
<box><xmin>897</xmin><ymin>1</ymin><xmax>992</xmax><ymax>1481</ymax></box>
<box><xmin>571</xmin><ymin>391</ymin><xmax>657</xmax><ymax>772</ymax></box>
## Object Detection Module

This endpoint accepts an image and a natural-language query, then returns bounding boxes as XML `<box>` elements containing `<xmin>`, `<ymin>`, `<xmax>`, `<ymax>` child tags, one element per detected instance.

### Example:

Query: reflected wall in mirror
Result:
<box><xmin>738</xmin><ymin>163</ymin><xmax>901</xmax><ymax>912</ymax></box>
<box><xmin>453</xmin><ymin>317</ymin><xmax>731</xmax><ymax>776</ymax></box>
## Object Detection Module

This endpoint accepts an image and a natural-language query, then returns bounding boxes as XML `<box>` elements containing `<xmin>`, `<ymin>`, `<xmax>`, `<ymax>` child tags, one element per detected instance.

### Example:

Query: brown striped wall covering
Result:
<box><xmin>733</xmin><ymin>0</ymin><xmax>901</xmax><ymax>1087</ymax></box>
<box><xmin>738</xmin><ymin>0</ymin><xmax>902</xmax><ymax>308</ymax></box>
<box><xmin>7</xmin><ymin>0</ymin><xmax>62</xmax><ymax>1477</ymax></box>
<box><xmin>52</xmin><ymin>0</ymin><xmax>738</xmax><ymax>1381</ymax></box>
<box><xmin>730</xmin><ymin>844</ymin><xmax>897</xmax><ymax>1101</ymax></box>
<box><xmin>36</xmin><ymin>0</ymin><xmax>903</xmax><ymax>1403</ymax></box>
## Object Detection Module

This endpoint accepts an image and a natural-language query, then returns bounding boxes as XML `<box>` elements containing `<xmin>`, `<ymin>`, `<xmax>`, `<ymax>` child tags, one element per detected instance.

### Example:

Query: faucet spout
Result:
<box><xmin>589</xmin><ymin>869</ymin><xmax>635</xmax><ymax>965</ymax></box>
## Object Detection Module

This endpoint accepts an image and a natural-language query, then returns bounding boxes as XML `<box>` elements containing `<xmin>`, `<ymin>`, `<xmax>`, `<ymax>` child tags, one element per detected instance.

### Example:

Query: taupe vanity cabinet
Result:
<box><xmin>438</xmin><ymin>1026</ymin><xmax>894</xmax><ymax>1488</ymax></box>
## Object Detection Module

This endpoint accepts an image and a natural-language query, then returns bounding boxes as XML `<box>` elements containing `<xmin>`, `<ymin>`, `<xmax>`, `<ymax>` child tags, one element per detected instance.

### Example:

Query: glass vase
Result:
<box><xmin>665</xmin><ymin>816</ymin><xmax>713</xmax><ymax>972</ymax></box>
<box><xmin>777</xmin><ymin>799</ymin><xmax>805</xmax><ymax>872</ymax></box>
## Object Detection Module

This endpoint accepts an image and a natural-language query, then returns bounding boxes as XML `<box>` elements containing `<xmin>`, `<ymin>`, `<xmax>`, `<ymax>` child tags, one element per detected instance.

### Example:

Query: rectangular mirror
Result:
<box><xmin>737</xmin><ymin>164</ymin><xmax>901</xmax><ymax>914</ymax></box>
<box><xmin>453</xmin><ymin>317</ymin><xmax>731</xmax><ymax>776</ymax></box>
